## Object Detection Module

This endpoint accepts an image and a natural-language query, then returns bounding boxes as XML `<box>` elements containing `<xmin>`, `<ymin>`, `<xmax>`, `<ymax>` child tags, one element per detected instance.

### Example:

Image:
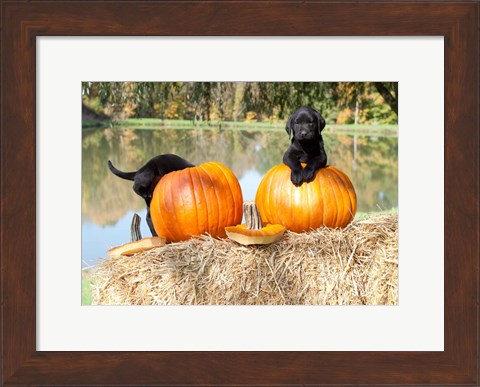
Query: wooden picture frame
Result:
<box><xmin>1</xmin><ymin>1</ymin><xmax>478</xmax><ymax>385</ymax></box>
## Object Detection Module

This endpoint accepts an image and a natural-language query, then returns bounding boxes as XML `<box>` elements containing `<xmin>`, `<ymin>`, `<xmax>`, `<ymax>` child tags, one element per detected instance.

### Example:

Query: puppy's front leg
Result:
<box><xmin>302</xmin><ymin>147</ymin><xmax>327</xmax><ymax>182</ymax></box>
<box><xmin>146</xmin><ymin>207</ymin><xmax>158</xmax><ymax>236</ymax></box>
<box><xmin>302</xmin><ymin>158</ymin><xmax>321</xmax><ymax>182</ymax></box>
<box><xmin>283</xmin><ymin>151</ymin><xmax>304</xmax><ymax>186</ymax></box>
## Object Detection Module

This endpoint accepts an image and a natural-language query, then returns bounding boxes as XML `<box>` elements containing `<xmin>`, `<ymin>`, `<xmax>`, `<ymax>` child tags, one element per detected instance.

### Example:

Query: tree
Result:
<box><xmin>372</xmin><ymin>82</ymin><xmax>398</xmax><ymax>115</ymax></box>
<box><xmin>82</xmin><ymin>81</ymin><xmax>397</xmax><ymax>123</ymax></box>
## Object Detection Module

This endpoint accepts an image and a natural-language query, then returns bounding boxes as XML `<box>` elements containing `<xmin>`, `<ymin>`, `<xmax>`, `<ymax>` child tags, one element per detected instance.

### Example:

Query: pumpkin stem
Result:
<box><xmin>243</xmin><ymin>201</ymin><xmax>262</xmax><ymax>230</ymax></box>
<box><xmin>130</xmin><ymin>213</ymin><xmax>142</xmax><ymax>242</ymax></box>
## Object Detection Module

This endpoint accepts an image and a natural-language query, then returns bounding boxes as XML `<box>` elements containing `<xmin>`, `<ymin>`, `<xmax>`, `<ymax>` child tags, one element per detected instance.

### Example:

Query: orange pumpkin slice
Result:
<box><xmin>225</xmin><ymin>201</ymin><xmax>285</xmax><ymax>245</ymax></box>
<box><xmin>107</xmin><ymin>236</ymin><xmax>166</xmax><ymax>256</ymax></box>
<box><xmin>225</xmin><ymin>223</ymin><xmax>285</xmax><ymax>245</ymax></box>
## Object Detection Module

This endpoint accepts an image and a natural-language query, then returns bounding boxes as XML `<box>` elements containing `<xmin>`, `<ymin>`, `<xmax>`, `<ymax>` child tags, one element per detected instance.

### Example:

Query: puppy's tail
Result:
<box><xmin>108</xmin><ymin>160</ymin><xmax>136</xmax><ymax>180</ymax></box>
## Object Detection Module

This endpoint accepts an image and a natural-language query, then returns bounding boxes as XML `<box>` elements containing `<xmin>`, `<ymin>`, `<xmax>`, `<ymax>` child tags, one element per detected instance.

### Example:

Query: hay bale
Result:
<box><xmin>92</xmin><ymin>214</ymin><xmax>398</xmax><ymax>305</ymax></box>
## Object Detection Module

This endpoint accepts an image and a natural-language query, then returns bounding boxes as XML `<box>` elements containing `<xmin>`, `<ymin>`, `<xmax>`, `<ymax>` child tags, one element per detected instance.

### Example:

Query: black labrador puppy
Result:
<box><xmin>283</xmin><ymin>106</ymin><xmax>328</xmax><ymax>186</ymax></box>
<box><xmin>108</xmin><ymin>154</ymin><xmax>194</xmax><ymax>236</ymax></box>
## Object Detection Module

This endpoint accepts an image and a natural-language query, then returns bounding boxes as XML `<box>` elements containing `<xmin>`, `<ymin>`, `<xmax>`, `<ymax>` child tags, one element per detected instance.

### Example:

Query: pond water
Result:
<box><xmin>82</xmin><ymin>127</ymin><xmax>398</xmax><ymax>268</ymax></box>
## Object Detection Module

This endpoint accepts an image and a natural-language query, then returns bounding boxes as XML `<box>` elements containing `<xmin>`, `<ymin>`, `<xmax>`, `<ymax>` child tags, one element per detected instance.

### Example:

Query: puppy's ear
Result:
<box><xmin>285</xmin><ymin>115</ymin><xmax>294</xmax><ymax>139</ymax></box>
<box><xmin>317</xmin><ymin>113</ymin><xmax>326</xmax><ymax>133</ymax></box>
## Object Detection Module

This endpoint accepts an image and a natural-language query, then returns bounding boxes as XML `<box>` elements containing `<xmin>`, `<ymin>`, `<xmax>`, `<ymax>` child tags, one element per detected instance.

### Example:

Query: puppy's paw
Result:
<box><xmin>302</xmin><ymin>167</ymin><xmax>318</xmax><ymax>183</ymax></box>
<box><xmin>290</xmin><ymin>170</ymin><xmax>304</xmax><ymax>186</ymax></box>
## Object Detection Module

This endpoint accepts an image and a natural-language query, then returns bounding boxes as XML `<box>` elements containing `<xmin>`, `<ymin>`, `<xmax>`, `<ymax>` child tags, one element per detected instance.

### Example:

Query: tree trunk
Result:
<box><xmin>373</xmin><ymin>82</ymin><xmax>398</xmax><ymax>115</ymax></box>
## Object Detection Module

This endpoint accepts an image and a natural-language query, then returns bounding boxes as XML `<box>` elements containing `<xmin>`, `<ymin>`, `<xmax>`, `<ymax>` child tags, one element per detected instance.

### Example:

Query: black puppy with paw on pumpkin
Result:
<box><xmin>282</xmin><ymin>106</ymin><xmax>328</xmax><ymax>186</ymax></box>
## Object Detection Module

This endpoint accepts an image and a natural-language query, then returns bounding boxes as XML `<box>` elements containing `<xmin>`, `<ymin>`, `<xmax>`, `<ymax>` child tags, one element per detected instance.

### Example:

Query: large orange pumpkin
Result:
<box><xmin>150</xmin><ymin>161</ymin><xmax>243</xmax><ymax>242</ymax></box>
<box><xmin>255</xmin><ymin>164</ymin><xmax>357</xmax><ymax>232</ymax></box>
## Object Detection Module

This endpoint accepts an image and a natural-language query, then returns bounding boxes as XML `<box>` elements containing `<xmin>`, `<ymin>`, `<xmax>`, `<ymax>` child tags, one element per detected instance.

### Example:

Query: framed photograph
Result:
<box><xmin>80</xmin><ymin>80</ymin><xmax>399</xmax><ymax>307</ymax></box>
<box><xmin>1</xmin><ymin>1</ymin><xmax>478</xmax><ymax>386</ymax></box>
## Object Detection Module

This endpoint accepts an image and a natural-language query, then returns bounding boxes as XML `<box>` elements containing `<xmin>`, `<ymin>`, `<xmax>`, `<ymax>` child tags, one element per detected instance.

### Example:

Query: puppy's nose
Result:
<box><xmin>300</xmin><ymin>131</ymin><xmax>308</xmax><ymax>138</ymax></box>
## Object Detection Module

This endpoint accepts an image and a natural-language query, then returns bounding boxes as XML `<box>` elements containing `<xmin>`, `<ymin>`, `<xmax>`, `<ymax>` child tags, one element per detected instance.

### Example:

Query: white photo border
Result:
<box><xmin>37</xmin><ymin>37</ymin><xmax>444</xmax><ymax>351</ymax></box>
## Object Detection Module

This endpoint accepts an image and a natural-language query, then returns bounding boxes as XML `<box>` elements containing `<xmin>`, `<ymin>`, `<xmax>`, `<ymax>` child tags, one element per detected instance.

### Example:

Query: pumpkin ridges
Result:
<box><xmin>177</xmin><ymin>171</ymin><xmax>190</xmax><ymax>234</ymax></box>
<box><xmin>168</xmin><ymin>171</ymin><xmax>184</xmax><ymax>239</ymax></box>
<box><xmin>337</xmin><ymin>167</ymin><xmax>355</xmax><ymax>226</ymax></box>
<box><xmin>334</xmin><ymin>167</ymin><xmax>357</xmax><ymax>221</ymax></box>
<box><xmin>319</xmin><ymin>170</ymin><xmax>333</xmax><ymax>225</ymax></box>
<box><xmin>255</xmin><ymin>164</ymin><xmax>356</xmax><ymax>232</ymax></box>
<box><xmin>214</xmin><ymin>162</ymin><xmax>243</xmax><ymax>228</ymax></box>
<box><xmin>256</xmin><ymin>170</ymin><xmax>265</xmax><ymax>223</ymax></box>
<box><xmin>289</xmin><ymin>178</ymin><xmax>296</xmax><ymax>230</ymax></box>
<box><xmin>327</xmin><ymin>167</ymin><xmax>344</xmax><ymax>228</ymax></box>
<box><xmin>263</xmin><ymin>166</ymin><xmax>276</xmax><ymax>225</ymax></box>
<box><xmin>199</xmin><ymin>163</ymin><xmax>221</xmax><ymax>238</ymax></box>
<box><xmin>296</xmin><ymin>183</ymin><xmax>308</xmax><ymax>232</ymax></box>
<box><xmin>302</xmin><ymin>181</ymin><xmax>312</xmax><ymax>231</ymax></box>
<box><xmin>188</xmin><ymin>168</ymin><xmax>200</xmax><ymax>236</ymax></box>
<box><xmin>254</xmin><ymin>179</ymin><xmax>263</xmax><ymax>222</ymax></box>
<box><xmin>310</xmin><ymin>170</ymin><xmax>323</xmax><ymax>230</ymax></box>
<box><xmin>206</xmin><ymin>166</ymin><xmax>221</xmax><ymax>235</ymax></box>
<box><xmin>335</xmin><ymin>168</ymin><xmax>350</xmax><ymax>227</ymax></box>
<box><xmin>329</xmin><ymin>167</ymin><xmax>350</xmax><ymax>227</ymax></box>
<box><xmin>160</xmin><ymin>172</ymin><xmax>176</xmax><ymax>241</ymax></box>
<box><xmin>170</xmin><ymin>170</ymin><xmax>183</xmax><ymax>237</ymax></box>
<box><xmin>286</xmin><ymin>168</ymin><xmax>295</xmax><ymax>228</ymax></box>
<box><xmin>193</xmin><ymin>167</ymin><xmax>210</xmax><ymax>236</ymax></box>
<box><xmin>161</xmin><ymin>174</ymin><xmax>177</xmax><ymax>238</ymax></box>
<box><xmin>326</xmin><ymin>167</ymin><xmax>341</xmax><ymax>227</ymax></box>
<box><xmin>328</xmin><ymin>166</ymin><xmax>356</xmax><ymax>227</ymax></box>
<box><xmin>151</xmin><ymin>183</ymin><xmax>167</xmax><ymax>239</ymax></box>
<box><xmin>347</xmin><ymin>184</ymin><xmax>356</xmax><ymax>223</ymax></box>
<box><xmin>305</xmin><ymin>176</ymin><xmax>312</xmax><ymax>230</ymax></box>
<box><xmin>269</xmin><ymin>167</ymin><xmax>278</xmax><ymax>224</ymax></box>
<box><xmin>186</xmin><ymin>168</ymin><xmax>201</xmax><ymax>237</ymax></box>
<box><xmin>150</xmin><ymin>162</ymin><xmax>242</xmax><ymax>242</ymax></box>
<box><xmin>194</xmin><ymin>166</ymin><xmax>211</xmax><ymax>236</ymax></box>
<box><xmin>316</xmin><ymin>169</ymin><xmax>328</xmax><ymax>228</ymax></box>
<box><xmin>284</xmin><ymin>167</ymin><xmax>293</xmax><ymax>229</ymax></box>
<box><xmin>208</xmin><ymin>162</ymin><xmax>234</xmax><ymax>235</ymax></box>
<box><xmin>233</xmin><ymin>168</ymin><xmax>244</xmax><ymax>223</ymax></box>
<box><xmin>160</xmin><ymin>173</ymin><xmax>175</xmax><ymax>241</ymax></box>
<box><xmin>337</xmin><ymin>168</ymin><xmax>351</xmax><ymax>226</ymax></box>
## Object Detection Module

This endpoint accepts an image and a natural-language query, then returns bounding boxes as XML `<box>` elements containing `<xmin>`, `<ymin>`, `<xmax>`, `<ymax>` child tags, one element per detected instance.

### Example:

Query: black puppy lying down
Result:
<box><xmin>108</xmin><ymin>154</ymin><xmax>194</xmax><ymax>236</ymax></box>
<box><xmin>283</xmin><ymin>106</ymin><xmax>328</xmax><ymax>186</ymax></box>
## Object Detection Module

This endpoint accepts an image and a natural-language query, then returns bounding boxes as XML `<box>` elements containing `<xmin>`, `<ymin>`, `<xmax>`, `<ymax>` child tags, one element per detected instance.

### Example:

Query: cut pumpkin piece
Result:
<box><xmin>225</xmin><ymin>223</ymin><xmax>285</xmax><ymax>245</ymax></box>
<box><xmin>107</xmin><ymin>236</ymin><xmax>166</xmax><ymax>256</ymax></box>
<box><xmin>225</xmin><ymin>201</ymin><xmax>285</xmax><ymax>245</ymax></box>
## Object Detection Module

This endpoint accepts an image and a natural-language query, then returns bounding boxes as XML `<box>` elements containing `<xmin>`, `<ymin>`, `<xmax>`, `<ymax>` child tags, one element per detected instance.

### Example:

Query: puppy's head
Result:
<box><xmin>133</xmin><ymin>183</ymin><xmax>152</xmax><ymax>202</ymax></box>
<box><xmin>133</xmin><ymin>169</ymin><xmax>156</xmax><ymax>203</ymax></box>
<box><xmin>285</xmin><ymin>106</ymin><xmax>326</xmax><ymax>141</ymax></box>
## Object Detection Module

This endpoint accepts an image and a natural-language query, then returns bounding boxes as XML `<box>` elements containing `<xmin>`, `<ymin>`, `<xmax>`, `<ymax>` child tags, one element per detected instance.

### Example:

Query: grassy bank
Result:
<box><xmin>82</xmin><ymin>118</ymin><xmax>398</xmax><ymax>136</ymax></box>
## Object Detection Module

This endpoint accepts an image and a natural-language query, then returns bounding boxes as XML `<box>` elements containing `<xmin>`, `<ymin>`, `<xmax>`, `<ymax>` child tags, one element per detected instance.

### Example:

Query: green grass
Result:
<box><xmin>82</xmin><ymin>270</ymin><xmax>95</xmax><ymax>305</ymax></box>
<box><xmin>82</xmin><ymin>118</ymin><xmax>398</xmax><ymax>136</ymax></box>
<box><xmin>327</xmin><ymin>124</ymin><xmax>398</xmax><ymax>137</ymax></box>
<box><xmin>112</xmin><ymin>118</ymin><xmax>286</xmax><ymax>131</ymax></box>
<box><xmin>82</xmin><ymin>120</ymin><xmax>105</xmax><ymax>128</ymax></box>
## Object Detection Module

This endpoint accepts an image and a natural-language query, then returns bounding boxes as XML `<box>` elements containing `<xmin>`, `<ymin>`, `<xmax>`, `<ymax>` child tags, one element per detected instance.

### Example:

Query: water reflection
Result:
<box><xmin>82</xmin><ymin>127</ymin><xmax>397</xmax><ymax>266</ymax></box>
